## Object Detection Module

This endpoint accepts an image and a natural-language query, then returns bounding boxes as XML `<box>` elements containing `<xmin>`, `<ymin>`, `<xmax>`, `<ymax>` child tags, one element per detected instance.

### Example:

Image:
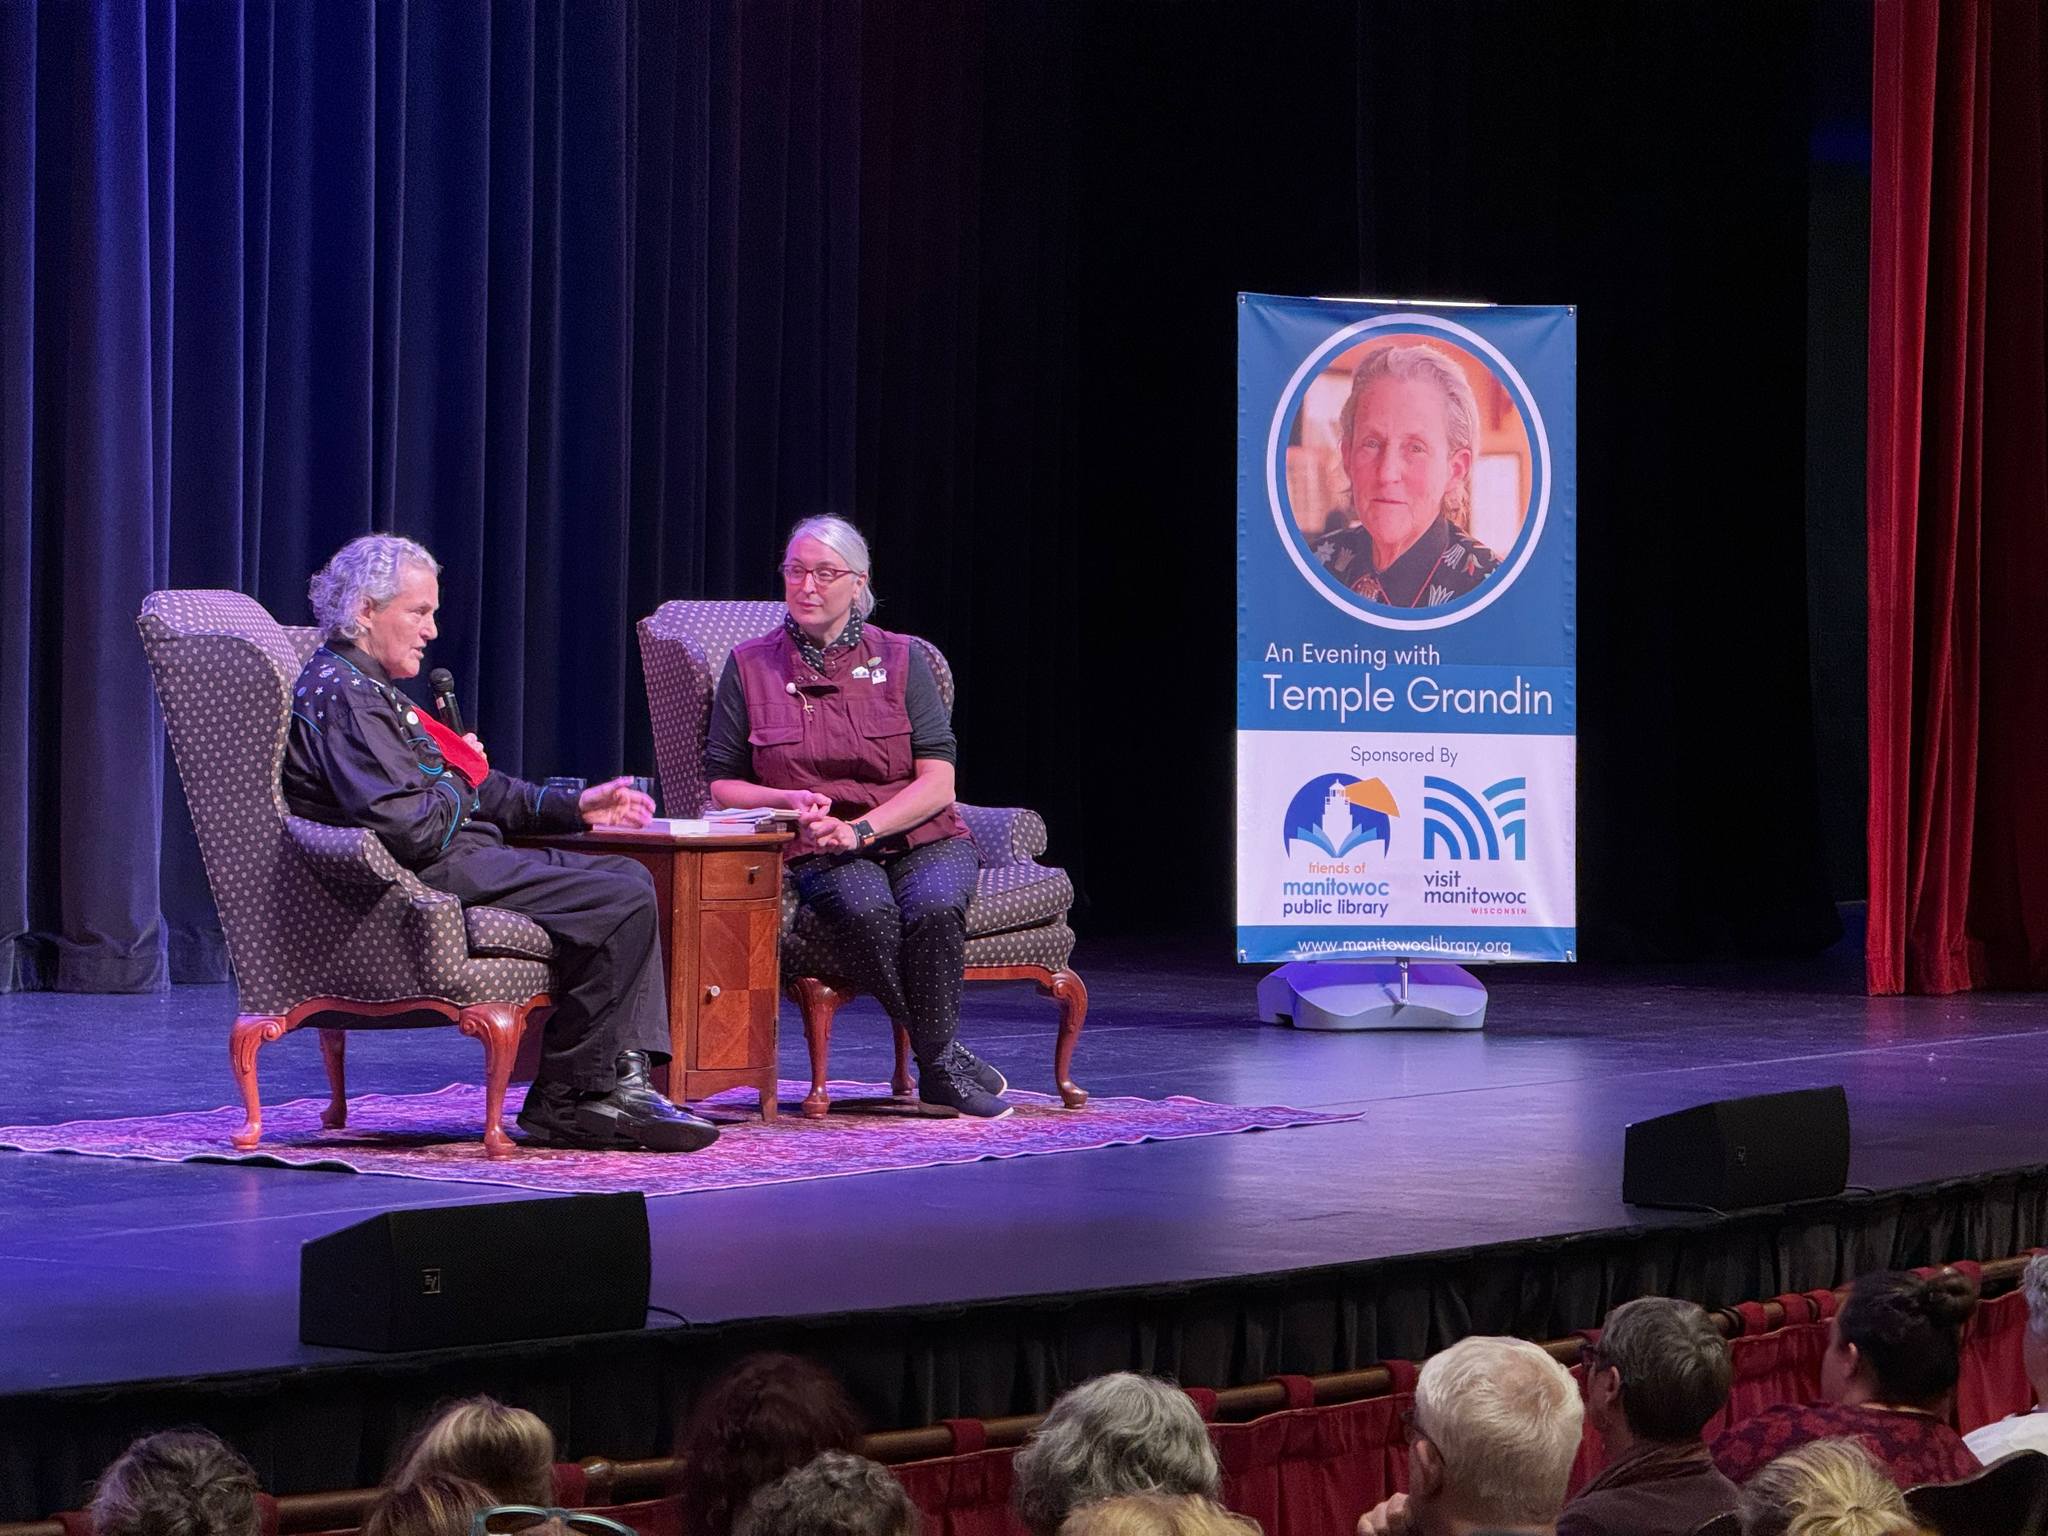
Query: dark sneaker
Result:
<box><xmin>938</xmin><ymin>1040</ymin><xmax>1007</xmax><ymax>1096</ymax></box>
<box><xmin>517</xmin><ymin>1052</ymin><xmax>720</xmax><ymax>1153</ymax></box>
<box><xmin>918</xmin><ymin>1059</ymin><xmax>1013</xmax><ymax>1120</ymax></box>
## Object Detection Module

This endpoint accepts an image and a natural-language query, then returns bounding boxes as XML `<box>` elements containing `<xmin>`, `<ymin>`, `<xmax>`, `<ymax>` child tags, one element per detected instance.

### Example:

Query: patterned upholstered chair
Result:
<box><xmin>639</xmin><ymin>600</ymin><xmax>1087</xmax><ymax>1116</ymax></box>
<box><xmin>138</xmin><ymin>591</ymin><xmax>557</xmax><ymax>1158</ymax></box>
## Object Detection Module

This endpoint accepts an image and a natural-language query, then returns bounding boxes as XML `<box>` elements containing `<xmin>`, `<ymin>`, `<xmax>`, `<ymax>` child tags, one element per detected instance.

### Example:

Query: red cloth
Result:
<box><xmin>1566</xmin><ymin>1361</ymin><xmax>1608</xmax><ymax>1496</ymax></box>
<box><xmin>416</xmin><ymin>711</ymin><xmax>489</xmax><ymax>788</ymax></box>
<box><xmin>1957</xmin><ymin>1287</ymin><xmax>2035</xmax><ymax>1432</ymax></box>
<box><xmin>1701</xmin><ymin>1318</ymin><xmax>1832</xmax><ymax>1442</ymax></box>
<box><xmin>892</xmin><ymin>1448</ymin><xmax>1026</xmax><ymax>1536</ymax></box>
<box><xmin>1213</xmin><ymin>1390</ymin><xmax>1411</xmax><ymax>1536</ymax></box>
<box><xmin>550</xmin><ymin>1463</ymin><xmax>588</xmax><ymax>1506</ymax></box>
<box><xmin>1867</xmin><ymin>0</ymin><xmax>2048</xmax><ymax>993</ymax></box>
<box><xmin>1709</xmin><ymin>1401</ymin><xmax>1979</xmax><ymax>1488</ymax></box>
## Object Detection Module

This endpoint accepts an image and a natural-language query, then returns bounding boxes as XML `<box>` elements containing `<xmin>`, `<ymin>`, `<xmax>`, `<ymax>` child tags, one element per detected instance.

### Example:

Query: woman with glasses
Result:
<box><xmin>703</xmin><ymin>516</ymin><xmax>1009</xmax><ymax>1118</ymax></box>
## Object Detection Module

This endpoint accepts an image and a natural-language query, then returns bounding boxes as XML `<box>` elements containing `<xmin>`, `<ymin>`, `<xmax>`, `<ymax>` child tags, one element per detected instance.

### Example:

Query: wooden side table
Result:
<box><xmin>519</xmin><ymin>827</ymin><xmax>792</xmax><ymax>1119</ymax></box>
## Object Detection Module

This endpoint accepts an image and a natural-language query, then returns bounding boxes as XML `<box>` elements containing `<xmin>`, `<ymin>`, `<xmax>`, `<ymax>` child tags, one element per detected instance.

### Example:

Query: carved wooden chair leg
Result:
<box><xmin>792</xmin><ymin>976</ymin><xmax>853</xmax><ymax>1118</ymax></box>
<box><xmin>1043</xmin><ymin>967</ymin><xmax>1089</xmax><ymax>1107</ymax></box>
<box><xmin>229</xmin><ymin>1015</ymin><xmax>288</xmax><ymax>1150</ymax></box>
<box><xmin>318</xmin><ymin>1028</ymin><xmax>348</xmax><ymax>1129</ymax></box>
<box><xmin>892</xmin><ymin>1026</ymin><xmax>915</xmax><ymax>1099</ymax></box>
<box><xmin>460</xmin><ymin>1002</ymin><xmax>527</xmax><ymax>1159</ymax></box>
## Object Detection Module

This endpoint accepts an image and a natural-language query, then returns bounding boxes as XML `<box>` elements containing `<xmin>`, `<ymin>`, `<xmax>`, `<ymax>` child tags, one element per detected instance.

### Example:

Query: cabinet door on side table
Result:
<box><xmin>694</xmin><ymin>903</ymin><xmax>779</xmax><ymax>1071</ymax></box>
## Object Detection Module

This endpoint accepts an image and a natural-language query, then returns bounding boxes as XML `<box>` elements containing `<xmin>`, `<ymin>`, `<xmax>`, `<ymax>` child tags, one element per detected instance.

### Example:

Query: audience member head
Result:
<box><xmin>2021</xmin><ymin>1252</ymin><xmax>2048</xmax><ymax>1403</ymax></box>
<box><xmin>1821</xmin><ymin>1269</ymin><xmax>1977</xmax><ymax>1411</ymax></box>
<box><xmin>1735</xmin><ymin>1438</ymin><xmax>1921</xmax><ymax>1536</ymax></box>
<box><xmin>359</xmin><ymin>1473</ymin><xmax>497</xmax><ymax>1536</ymax></box>
<box><xmin>90</xmin><ymin>1429</ymin><xmax>262</xmax><ymax>1536</ymax></box>
<box><xmin>1058</xmin><ymin>1495</ymin><xmax>1259</xmax><ymax>1536</ymax></box>
<box><xmin>1011</xmin><ymin>1374</ymin><xmax>1222</xmax><ymax>1536</ymax></box>
<box><xmin>732</xmin><ymin>1451</ymin><xmax>917</xmax><ymax>1536</ymax></box>
<box><xmin>1405</xmin><ymin>1336</ymin><xmax>1583</xmax><ymax>1535</ymax></box>
<box><xmin>393</xmin><ymin>1397</ymin><xmax>555</xmax><ymax>1507</ymax></box>
<box><xmin>674</xmin><ymin>1354</ymin><xmax>865</xmax><ymax>1536</ymax></box>
<box><xmin>1582</xmin><ymin>1297</ymin><xmax>1732</xmax><ymax>1452</ymax></box>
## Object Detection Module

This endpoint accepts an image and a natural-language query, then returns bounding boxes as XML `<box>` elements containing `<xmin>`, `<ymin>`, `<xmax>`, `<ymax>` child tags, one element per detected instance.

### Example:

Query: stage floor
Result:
<box><xmin>4</xmin><ymin>930</ymin><xmax>2048</xmax><ymax>1404</ymax></box>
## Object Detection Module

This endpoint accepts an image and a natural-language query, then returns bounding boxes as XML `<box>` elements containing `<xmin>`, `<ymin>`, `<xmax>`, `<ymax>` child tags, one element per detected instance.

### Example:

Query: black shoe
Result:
<box><xmin>937</xmin><ymin>1040</ymin><xmax>1007</xmax><ymax>1096</ymax></box>
<box><xmin>918</xmin><ymin>1058</ymin><xmax>1013</xmax><ymax>1120</ymax></box>
<box><xmin>517</xmin><ymin>1052</ymin><xmax>720</xmax><ymax>1153</ymax></box>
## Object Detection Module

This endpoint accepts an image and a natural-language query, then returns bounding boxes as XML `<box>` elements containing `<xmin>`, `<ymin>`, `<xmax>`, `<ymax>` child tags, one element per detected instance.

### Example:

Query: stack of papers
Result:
<box><xmin>705</xmin><ymin>806</ymin><xmax>800</xmax><ymax>828</ymax></box>
<box><xmin>641</xmin><ymin>808</ymin><xmax>800</xmax><ymax>839</ymax></box>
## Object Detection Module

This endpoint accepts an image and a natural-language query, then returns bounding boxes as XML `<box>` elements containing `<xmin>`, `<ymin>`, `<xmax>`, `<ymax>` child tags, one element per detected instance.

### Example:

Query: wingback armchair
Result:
<box><xmin>138</xmin><ymin>591</ymin><xmax>558</xmax><ymax>1158</ymax></box>
<box><xmin>638</xmin><ymin>600</ymin><xmax>1087</xmax><ymax>1116</ymax></box>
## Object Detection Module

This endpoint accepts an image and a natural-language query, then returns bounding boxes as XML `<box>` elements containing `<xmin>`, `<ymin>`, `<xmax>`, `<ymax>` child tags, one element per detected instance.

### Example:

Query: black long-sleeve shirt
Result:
<box><xmin>281</xmin><ymin>641</ymin><xmax>583</xmax><ymax>870</ymax></box>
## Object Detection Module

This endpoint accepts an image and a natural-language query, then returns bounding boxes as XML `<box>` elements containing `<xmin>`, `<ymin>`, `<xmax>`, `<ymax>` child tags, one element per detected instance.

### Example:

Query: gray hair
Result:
<box><xmin>91</xmin><ymin>1429</ymin><xmax>262</xmax><ymax>1536</ymax></box>
<box><xmin>1338</xmin><ymin>342</ymin><xmax>1482</xmax><ymax>527</ymax></box>
<box><xmin>1413</xmin><ymin>1337</ymin><xmax>1582</xmax><ymax>1528</ymax></box>
<box><xmin>786</xmin><ymin>516</ymin><xmax>876</xmax><ymax>618</ymax></box>
<box><xmin>309</xmin><ymin>534</ymin><xmax>440</xmax><ymax>641</ymax></box>
<box><xmin>733</xmin><ymin>1452</ymin><xmax>918</xmax><ymax>1536</ymax></box>
<box><xmin>1012</xmin><ymin>1375</ymin><xmax>1221</xmax><ymax>1536</ymax></box>
<box><xmin>1594</xmin><ymin>1297</ymin><xmax>1733</xmax><ymax>1442</ymax></box>
<box><xmin>2024</xmin><ymin>1253</ymin><xmax>2048</xmax><ymax>1340</ymax></box>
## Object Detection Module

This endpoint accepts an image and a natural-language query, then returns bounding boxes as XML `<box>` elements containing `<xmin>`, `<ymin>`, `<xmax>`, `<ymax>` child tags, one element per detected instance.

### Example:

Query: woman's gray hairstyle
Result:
<box><xmin>2024</xmin><ymin>1252</ymin><xmax>2048</xmax><ymax>1339</ymax></box>
<box><xmin>1595</xmin><ymin>1296</ymin><xmax>1733</xmax><ymax>1442</ymax></box>
<box><xmin>786</xmin><ymin>516</ymin><xmax>876</xmax><ymax>618</ymax></box>
<box><xmin>309</xmin><ymin>534</ymin><xmax>440</xmax><ymax>641</ymax></box>
<box><xmin>90</xmin><ymin>1429</ymin><xmax>262</xmax><ymax>1536</ymax></box>
<box><xmin>1338</xmin><ymin>343</ymin><xmax>1482</xmax><ymax>527</ymax></box>
<box><xmin>1011</xmin><ymin>1374</ymin><xmax>1221</xmax><ymax>1536</ymax></box>
<box><xmin>1413</xmin><ymin>1336</ymin><xmax>1582</xmax><ymax>1528</ymax></box>
<box><xmin>733</xmin><ymin>1451</ymin><xmax>918</xmax><ymax>1536</ymax></box>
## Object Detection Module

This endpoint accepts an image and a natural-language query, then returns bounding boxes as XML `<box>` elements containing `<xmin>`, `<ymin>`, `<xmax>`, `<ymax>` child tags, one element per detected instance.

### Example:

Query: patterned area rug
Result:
<box><xmin>0</xmin><ymin>1081</ymin><xmax>1361</xmax><ymax>1196</ymax></box>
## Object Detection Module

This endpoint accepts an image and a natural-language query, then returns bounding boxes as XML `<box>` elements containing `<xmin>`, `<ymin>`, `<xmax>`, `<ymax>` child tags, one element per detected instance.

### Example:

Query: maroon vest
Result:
<box><xmin>730</xmin><ymin>623</ymin><xmax>968</xmax><ymax>851</ymax></box>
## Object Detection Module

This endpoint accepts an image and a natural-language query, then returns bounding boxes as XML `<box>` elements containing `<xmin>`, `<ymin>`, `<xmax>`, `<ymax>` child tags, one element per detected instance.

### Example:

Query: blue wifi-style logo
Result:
<box><xmin>1421</xmin><ymin>776</ymin><xmax>1528</xmax><ymax>861</ymax></box>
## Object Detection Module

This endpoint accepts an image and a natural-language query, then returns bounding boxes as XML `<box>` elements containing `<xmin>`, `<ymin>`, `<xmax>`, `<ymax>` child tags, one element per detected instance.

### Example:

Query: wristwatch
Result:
<box><xmin>851</xmin><ymin>819</ymin><xmax>877</xmax><ymax>849</ymax></box>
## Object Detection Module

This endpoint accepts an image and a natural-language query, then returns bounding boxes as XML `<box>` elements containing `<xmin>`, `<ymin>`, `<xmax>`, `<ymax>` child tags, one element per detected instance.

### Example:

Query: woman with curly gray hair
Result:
<box><xmin>733</xmin><ymin>1452</ymin><xmax>918</xmax><ymax>1536</ymax></box>
<box><xmin>1011</xmin><ymin>1374</ymin><xmax>1222</xmax><ymax>1536</ymax></box>
<box><xmin>282</xmin><ymin>533</ymin><xmax>719</xmax><ymax>1153</ymax></box>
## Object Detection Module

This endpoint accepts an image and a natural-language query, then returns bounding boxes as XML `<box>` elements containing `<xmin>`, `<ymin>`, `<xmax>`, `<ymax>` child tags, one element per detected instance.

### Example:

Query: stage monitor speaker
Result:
<box><xmin>1622</xmin><ymin>1086</ymin><xmax>1850</xmax><ymax>1210</ymax></box>
<box><xmin>300</xmin><ymin>1192</ymin><xmax>650</xmax><ymax>1351</ymax></box>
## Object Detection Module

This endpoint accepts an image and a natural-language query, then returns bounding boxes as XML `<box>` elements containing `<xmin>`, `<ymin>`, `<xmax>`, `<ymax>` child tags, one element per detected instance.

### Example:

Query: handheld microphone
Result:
<box><xmin>427</xmin><ymin>669</ymin><xmax>466</xmax><ymax>736</ymax></box>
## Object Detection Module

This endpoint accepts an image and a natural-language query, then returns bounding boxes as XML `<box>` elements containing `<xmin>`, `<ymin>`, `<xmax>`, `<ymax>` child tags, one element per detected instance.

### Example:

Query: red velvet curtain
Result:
<box><xmin>1868</xmin><ymin>0</ymin><xmax>2048</xmax><ymax>994</ymax></box>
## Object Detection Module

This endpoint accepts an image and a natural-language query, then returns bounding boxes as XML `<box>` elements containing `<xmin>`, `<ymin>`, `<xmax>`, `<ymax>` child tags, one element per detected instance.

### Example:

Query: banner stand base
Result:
<box><xmin>1256</xmin><ymin>959</ymin><xmax>1487</xmax><ymax>1032</ymax></box>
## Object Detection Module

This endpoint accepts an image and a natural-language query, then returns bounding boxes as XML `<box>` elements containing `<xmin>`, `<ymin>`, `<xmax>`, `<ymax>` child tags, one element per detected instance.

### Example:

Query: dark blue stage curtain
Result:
<box><xmin>1</xmin><ymin>0</ymin><xmax>859</xmax><ymax>990</ymax></box>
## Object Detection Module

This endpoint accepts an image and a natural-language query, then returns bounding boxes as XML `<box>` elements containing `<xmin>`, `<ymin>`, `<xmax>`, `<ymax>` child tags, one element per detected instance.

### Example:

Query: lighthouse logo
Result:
<box><xmin>1282</xmin><ymin>774</ymin><xmax>1399</xmax><ymax>858</ymax></box>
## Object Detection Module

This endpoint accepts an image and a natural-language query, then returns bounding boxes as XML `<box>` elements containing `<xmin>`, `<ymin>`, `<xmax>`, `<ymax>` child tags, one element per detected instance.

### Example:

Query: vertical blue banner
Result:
<box><xmin>1236</xmin><ymin>295</ymin><xmax>1577</xmax><ymax>964</ymax></box>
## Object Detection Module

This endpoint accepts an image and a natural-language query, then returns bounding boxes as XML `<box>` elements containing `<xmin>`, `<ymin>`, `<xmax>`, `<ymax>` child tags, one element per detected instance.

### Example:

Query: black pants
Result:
<box><xmin>423</xmin><ymin>841</ymin><xmax>670</xmax><ymax>1092</ymax></box>
<box><xmin>791</xmin><ymin>835</ymin><xmax>979</xmax><ymax>1064</ymax></box>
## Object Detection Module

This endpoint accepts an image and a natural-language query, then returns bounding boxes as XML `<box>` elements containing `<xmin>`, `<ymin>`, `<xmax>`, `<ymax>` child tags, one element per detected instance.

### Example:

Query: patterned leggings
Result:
<box><xmin>791</xmin><ymin>836</ymin><xmax>979</xmax><ymax>1064</ymax></box>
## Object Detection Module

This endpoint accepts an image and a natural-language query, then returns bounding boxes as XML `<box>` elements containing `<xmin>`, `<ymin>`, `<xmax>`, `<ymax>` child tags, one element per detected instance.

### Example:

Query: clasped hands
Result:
<box><xmin>784</xmin><ymin>788</ymin><xmax>862</xmax><ymax>854</ymax></box>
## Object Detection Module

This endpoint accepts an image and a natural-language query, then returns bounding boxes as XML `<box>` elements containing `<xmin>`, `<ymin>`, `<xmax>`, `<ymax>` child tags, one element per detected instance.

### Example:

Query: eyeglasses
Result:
<box><xmin>780</xmin><ymin>562</ymin><xmax>854</xmax><ymax>589</ymax></box>
<box><xmin>472</xmin><ymin>1507</ymin><xmax>638</xmax><ymax>1536</ymax></box>
<box><xmin>1399</xmin><ymin>1403</ymin><xmax>1430</xmax><ymax>1447</ymax></box>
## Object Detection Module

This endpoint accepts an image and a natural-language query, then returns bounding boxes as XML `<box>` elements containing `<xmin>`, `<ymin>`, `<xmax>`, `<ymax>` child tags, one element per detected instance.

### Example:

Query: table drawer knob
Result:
<box><xmin>745</xmin><ymin>865</ymin><xmax>761</xmax><ymax>882</ymax></box>
<box><xmin>704</xmin><ymin>984</ymin><xmax>722</xmax><ymax>1001</ymax></box>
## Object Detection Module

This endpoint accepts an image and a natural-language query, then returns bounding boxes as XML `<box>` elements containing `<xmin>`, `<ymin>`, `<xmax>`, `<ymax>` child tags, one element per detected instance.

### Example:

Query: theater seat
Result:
<box><xmin>1906</xmin><ymin>1449</ymin><xmax>2048</xmax><ymax>1536</ymax></box>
